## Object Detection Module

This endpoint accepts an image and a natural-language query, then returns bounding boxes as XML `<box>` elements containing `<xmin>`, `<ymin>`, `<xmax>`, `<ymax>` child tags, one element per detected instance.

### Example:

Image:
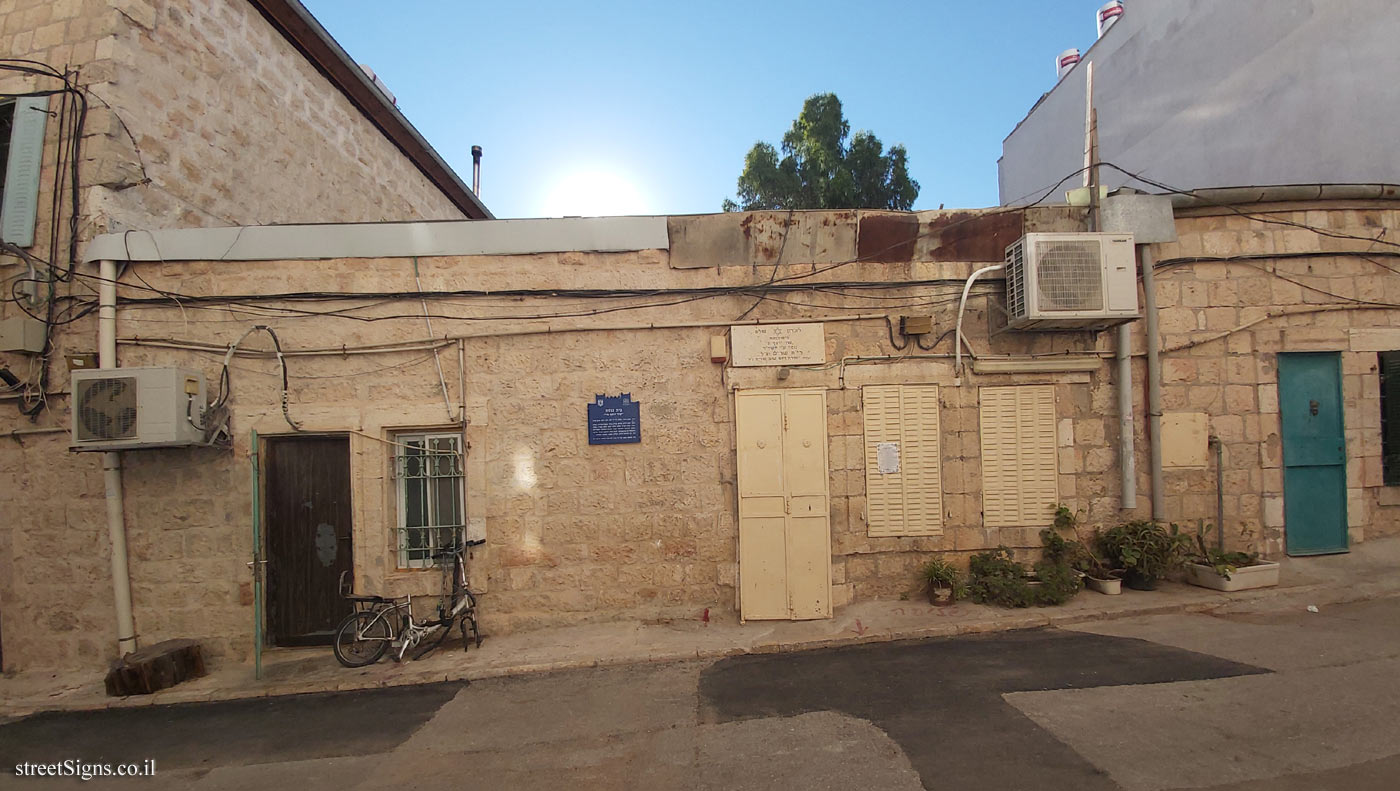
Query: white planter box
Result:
<box><xmin>1185</xmin><ymin>561</ymin><xmax>1280</xmax><ymax>592</ymax></box>
<box><xmin>1085</xmin><ymin>577</ymin><xmax>1122</xmax><ymax>595</ymax></box>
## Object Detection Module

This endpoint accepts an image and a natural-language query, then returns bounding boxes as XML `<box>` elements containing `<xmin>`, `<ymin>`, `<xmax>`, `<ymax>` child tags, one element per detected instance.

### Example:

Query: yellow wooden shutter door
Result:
<box><xmin>863</xmin><ymin>385</ymin><xmax>942</xmax><ymax>537</ymax></box>
<box><xmin>979</xmin><ymin>385</ymin><xmax>1058</xmax><ymax>528</ymax></box>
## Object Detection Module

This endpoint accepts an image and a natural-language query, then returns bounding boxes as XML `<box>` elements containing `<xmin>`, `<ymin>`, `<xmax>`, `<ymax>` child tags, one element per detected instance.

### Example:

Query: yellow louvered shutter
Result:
<box><xmin>979</xmin><ymin>385</ymin><xmax>1058</xmax><ymax>528</ymax></box>
<box><xmin>863</xmin><ymin>385</ymin><xmax>943</xmax><ymax>537</ymax></box>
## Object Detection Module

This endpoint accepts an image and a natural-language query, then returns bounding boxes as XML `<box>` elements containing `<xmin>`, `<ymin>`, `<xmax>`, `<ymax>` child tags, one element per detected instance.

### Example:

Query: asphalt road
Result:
<box><xmin>4</xmin><ymin>597</ymin><xmax>1399</xmax><ymax>790</ymax></box>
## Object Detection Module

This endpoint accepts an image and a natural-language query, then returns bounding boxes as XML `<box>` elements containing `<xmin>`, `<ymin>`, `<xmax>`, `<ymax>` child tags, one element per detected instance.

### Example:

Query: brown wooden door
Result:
<box><xmin>264</xmin><ymin>436</ymin><xmax>354</xmax><ymax>646</ymax></box>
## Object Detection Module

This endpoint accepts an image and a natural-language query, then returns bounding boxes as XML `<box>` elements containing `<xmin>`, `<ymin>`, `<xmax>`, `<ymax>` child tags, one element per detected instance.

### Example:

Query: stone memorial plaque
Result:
<box><xmin>730</xmin><ymin>323</ymin><xmax>825</xmax><ymax>367</ymax></box>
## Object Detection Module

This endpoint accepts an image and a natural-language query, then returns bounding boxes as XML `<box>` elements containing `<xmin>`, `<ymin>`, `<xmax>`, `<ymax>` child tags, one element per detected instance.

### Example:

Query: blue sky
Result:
<box><xmin>301</xmin><ymin>0</ymin><xmax>1110</xmax><ymax>218</ymax></box>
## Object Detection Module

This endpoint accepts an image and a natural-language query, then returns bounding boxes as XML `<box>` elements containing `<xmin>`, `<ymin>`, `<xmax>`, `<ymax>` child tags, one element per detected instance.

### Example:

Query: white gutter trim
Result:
<box><xmin>83</xmin><ymin>216</ymin><xmax>671</xmax><ymax>263</ymax></box>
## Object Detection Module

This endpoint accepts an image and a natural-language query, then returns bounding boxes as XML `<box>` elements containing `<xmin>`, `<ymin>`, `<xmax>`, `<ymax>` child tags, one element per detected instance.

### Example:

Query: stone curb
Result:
<box><xmin>4</xmin><ymin>581</ymin><xmax>1395</xmax><ymax>719</ymax></box>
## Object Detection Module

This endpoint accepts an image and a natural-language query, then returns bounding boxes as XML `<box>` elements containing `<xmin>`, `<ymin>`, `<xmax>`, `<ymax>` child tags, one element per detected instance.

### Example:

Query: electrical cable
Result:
<box><xmin>214</xmin><ymin>326</ymin><xmax>301</xmax><ymax>432</ymax></box>
<box><xmin>884</xmin><ymin>316</ymin><xmax>909</xmax><ymax>351</ymax></box>
<box><xmin>2</xmin><ymin>60</ymin><xmax>89</xmax><ymax>419</ymax></box>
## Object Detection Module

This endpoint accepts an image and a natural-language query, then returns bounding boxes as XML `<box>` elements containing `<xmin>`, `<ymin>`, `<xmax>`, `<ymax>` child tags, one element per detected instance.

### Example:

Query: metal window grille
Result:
<box><xmin>1382</xmin><ymin>352</ymin><xmax>1400</xmax><ymax>486</ymax></box>
<box><xmin>393</xmin><ymin>432</ymin><xmax>465</xmax><ymax>568</ymax></box>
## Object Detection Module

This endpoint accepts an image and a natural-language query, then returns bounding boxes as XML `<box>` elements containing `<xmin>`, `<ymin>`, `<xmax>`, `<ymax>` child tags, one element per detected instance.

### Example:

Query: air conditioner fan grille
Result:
<box><xmin>1036</xmin><ymin>240</ymin><xmax>1104</xmax><ymax>312</ymax></box>
<box><xmin>76</xmin><ymin>377</ymin><xmax>138</xmax><ymax>441</ymax></box>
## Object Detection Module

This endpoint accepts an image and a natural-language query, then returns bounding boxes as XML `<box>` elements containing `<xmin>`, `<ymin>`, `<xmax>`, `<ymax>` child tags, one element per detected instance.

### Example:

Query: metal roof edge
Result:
<box><xmin>83</xmin><ymin>216</ymin><xmax>669</xmax><ymax>263</ymax></box>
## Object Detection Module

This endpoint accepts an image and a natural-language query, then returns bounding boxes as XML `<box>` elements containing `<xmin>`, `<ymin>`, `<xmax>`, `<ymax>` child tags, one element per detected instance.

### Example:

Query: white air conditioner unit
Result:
<box><xmin>1004</xmin><ymin>232</ymin><xmax>1139</xmax><ymax>331</ymax></box>
<box><xmin>70</xmin><ymin>367</ymin><xmax>209</xmax><ymax>451</ymax></box>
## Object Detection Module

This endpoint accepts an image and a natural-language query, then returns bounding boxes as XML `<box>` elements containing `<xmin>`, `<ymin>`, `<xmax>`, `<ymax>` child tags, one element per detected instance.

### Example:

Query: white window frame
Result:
<box><xmin>393</xmin><ymin>431</ymin><xmax>466</xmax><ymax>569</ymax></box>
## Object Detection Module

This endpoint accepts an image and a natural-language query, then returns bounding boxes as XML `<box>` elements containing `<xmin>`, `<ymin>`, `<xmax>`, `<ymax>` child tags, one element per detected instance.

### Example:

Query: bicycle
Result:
<box><xmin>332</xmin><ymin>537</ymin><xmax>485</xmax><ymax>667</ymax></box>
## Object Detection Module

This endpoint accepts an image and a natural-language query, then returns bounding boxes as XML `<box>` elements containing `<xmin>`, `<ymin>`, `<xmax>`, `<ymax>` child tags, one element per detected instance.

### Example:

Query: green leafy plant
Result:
<box><xmin>1192</xmin><ymin>528</ymin><xmax>1259</xmax><ymax>580</ymax></box>
<box><xmin>968</xmin><ymin>547</ymin><xmax>1035</xmax><ymax>608</ymax></box>
<box><xmin>918</xmin><ymin>557</ymin><xmax>966</xmax><ymax>603</ymax></box>
<box><xmin>967</xmin><ymin>545</ymin><xmax>1080</xmax><ymax>608</ymax></box>
<box><xmin>1052</xmin><ymin>503</ymin><xmax>1080</xmax><ymax>532</ymax></box>
<box><xmin>1098</xmin><ymin>520</ymin><xmax>1191</xmax><ymax>587</ymax></box>
<box><xmin>1046</xmin><ymin>505</ymin><xmax>1120</xmax><ymax>580</ymax></box>
<box><xmin>1031</xmin><ymin>559</ymin><xmax>1082</xmax><ymax>606</ymax></box>
<box><xmin>919</xmin><ymin>557</ymin><xmax>959</xmax><ymax>586</ymax></box>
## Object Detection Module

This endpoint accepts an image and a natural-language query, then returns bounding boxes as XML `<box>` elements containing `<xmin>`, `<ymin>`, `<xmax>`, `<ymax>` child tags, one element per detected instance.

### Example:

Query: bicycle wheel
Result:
<box><xmin>464</xmin><ymin>610</ymin><xmax>482</xmax><ymax>649</ymax></box>
<box><xmin>333</xmin><ymin>610</ymin><xmax>392</xmax><ymax>668</ymax></box>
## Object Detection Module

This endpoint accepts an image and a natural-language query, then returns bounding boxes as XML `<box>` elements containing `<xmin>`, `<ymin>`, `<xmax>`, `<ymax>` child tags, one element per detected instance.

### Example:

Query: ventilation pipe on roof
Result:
<box><xmin>471</xmin><ymin>145</ymin><xmax>482</xmax><ymax>197</ymax></box>
<box><xmin>1097</xmin><ymin>1</ymin><xmax>1124</xmax><ymax>37</ymax></box>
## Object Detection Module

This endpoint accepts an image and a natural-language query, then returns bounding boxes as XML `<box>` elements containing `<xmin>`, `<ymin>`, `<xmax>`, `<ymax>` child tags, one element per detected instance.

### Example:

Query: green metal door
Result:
<box><xmin>1277</xmin><ymin>352</ymin><xmax>1348</xmax><ymax>555</ymax></box>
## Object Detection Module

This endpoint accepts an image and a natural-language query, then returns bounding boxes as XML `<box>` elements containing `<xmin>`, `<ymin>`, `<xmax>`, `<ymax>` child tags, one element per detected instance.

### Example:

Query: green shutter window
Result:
<box><xmin>1</xmin><ymin>96</ymin><xmax>50</xmax><ymax>247</ymax></box>
<box><xmin>1381</xmin><ymin>352</ymin><xmax>1400</xmax><ymax>486</ymax></box>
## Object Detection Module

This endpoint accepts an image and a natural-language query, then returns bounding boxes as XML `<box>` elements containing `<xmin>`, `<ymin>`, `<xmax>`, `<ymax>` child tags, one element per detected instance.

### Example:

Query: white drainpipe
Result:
<box><xmin>99</xmin><ymin>258</ymin><xmax>138</xmax><ymax>656</ymax></box>
<box><xmin>954</xmin><ymin>264</ymin><xmax>1004</xmax><ymax>385</ymax></box>
<box><xmin>1117</xmin><ymin>322</ymin><xmax>1136</xmax><ymax>509</ymax></box>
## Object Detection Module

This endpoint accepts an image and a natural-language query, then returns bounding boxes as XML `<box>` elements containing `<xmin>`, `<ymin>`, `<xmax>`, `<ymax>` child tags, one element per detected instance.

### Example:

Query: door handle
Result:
<box><xmin>1310</xmin><ymin>399</ymin><xmax>1319</xmax><ymax>416</ymax></box>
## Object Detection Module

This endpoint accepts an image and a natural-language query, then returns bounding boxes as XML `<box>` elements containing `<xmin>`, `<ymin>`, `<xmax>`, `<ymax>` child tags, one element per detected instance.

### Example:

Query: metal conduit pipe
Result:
<box><xmin>1117</xmin><ymin>321</ymin><xmax>1136</xmax><ymax>509</ymax></box>
<box><xmin>99</xmin><ymin>258</ymin><xmax>138</xmax><ymax>656</ymax></box>
<box><xmin>1140</xmin><ymin>246</ymin><xmax>1165</xmax><ymax>520</ymax></box>
<box><xmin>955</xmin><ymin>264</ymin><xmax>1004</xmax><ymax>386</ymax></box>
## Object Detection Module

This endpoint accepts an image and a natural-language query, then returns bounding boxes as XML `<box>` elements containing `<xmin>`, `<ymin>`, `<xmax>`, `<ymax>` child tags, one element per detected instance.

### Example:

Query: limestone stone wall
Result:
<box><xmin>0</xmin><ymin>0</ymin><xmax>467</xmax><ymax>308</ymax></box>
<box><xmin>0</xmin><ymin>0</ymin><xmax>475</xmax><ymax>671</ymax></box>
<box><xmin>3</xmin><ymin>205</ymin><xmax>1398</xmax><ymax>674</ymax></box>
<box><xmin>1149</xmin><ymin>205</ymin><xmax>1400</xmax><ymax>551</ymax></box>
<box><xmin>92</xmin><ymin>0</ymin><xmax>467</xmax><ymax>231</ymax></box>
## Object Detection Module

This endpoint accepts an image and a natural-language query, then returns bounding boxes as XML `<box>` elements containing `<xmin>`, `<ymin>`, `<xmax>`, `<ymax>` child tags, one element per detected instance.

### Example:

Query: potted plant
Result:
<box><xmin>918</xmin><ymin>557</ymin><xmax>964</xmax><ymax>606</ymax></box>
<box><xmin>1185</xmin><ymin>529</ymin><xmax>1280</xmax><ymax>592</ymax></box>
<box><xmin>1097</xmin><ymin>520</ymin><xmax>1191</xmax><ymax>591</ymax></box>
<box><xmin>1047</xmin><ymin>506</ymin><xmax>1123</xmax><ymax>595</ymax></box>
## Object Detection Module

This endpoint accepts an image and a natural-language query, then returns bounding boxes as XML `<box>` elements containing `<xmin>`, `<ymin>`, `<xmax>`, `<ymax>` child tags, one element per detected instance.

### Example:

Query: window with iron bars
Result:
<box><xmin>394</xmin><ymin>432</ymin><xmax>464</xmax><ymax>568</ymax></box>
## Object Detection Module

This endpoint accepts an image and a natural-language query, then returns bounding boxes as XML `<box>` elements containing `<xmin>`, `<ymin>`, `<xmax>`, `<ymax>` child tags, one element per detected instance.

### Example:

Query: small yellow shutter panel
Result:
<box><xmin>863</xmin><ymin>385</ymin><xmax>942</xmax><ymax>537</ymax></box>
<box><xmin>980</xmin><ymin>385</ymin><xmax>1058</xmax><ymax>528</ymax></box>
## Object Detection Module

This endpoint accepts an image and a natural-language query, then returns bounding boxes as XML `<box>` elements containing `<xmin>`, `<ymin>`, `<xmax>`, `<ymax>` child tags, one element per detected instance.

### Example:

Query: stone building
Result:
<box><xmin>4</xmin><ymin>196</ymin><xmax>1399</xmax><ymax>674</ymax></box>
<box><xmin>3</xmin><ymin>0</ymin><xmax>1398</xmax><ymax>679</ymax></box>
<box><xmin>1</xmin><ymin>0</ymin><xmax>486</xmax><ymax>672</ymax></box>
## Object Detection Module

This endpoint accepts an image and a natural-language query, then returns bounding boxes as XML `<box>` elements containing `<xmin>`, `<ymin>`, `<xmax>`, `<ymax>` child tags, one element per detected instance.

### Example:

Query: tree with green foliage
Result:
<box><xmin>722</xmin><ymin>93</ymin><xmax>919</xmax><ymax>212</ymax></box>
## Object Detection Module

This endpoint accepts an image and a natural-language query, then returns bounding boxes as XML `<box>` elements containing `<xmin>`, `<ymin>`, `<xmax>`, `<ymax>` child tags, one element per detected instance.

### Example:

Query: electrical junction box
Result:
<box><xmin>0</xmin><ymin>316</ymin><xmax>45</xmax><ymax>353</ymax></box>
<box><xmin>710</xmin><ymin>335</ymin><xmax>728</xmax><ymax>363</ymax></box>
<box><xmin>70</xmin><ymin>367</ymin><xmax>209</xmax><ymax>451</ymax></box>
<box><xmin>899</xmin><ymin>315</ymin><xmax>933</xmax><ymax>336</ymax></box>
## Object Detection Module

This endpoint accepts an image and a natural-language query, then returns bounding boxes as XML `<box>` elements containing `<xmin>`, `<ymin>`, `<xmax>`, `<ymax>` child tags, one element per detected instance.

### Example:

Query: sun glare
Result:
<box><xmin>540</xmin><ymin>169</ymin><xmax>650</xmax><ymax>217</ymax></box>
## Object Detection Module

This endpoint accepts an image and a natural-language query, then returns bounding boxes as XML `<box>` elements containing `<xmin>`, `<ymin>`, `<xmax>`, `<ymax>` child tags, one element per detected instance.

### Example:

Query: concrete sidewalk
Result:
<box><xmin>4</xmin><ymin>537</ymin><xmax>1398</xmax><ymax>718</ymax></box>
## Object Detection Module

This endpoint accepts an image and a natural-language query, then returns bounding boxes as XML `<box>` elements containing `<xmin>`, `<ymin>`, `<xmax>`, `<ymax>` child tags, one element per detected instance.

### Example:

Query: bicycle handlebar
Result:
<box><xmin>429</xmin><ymin>538</ymin><xmax>485</xmax><ymax>560</ymax></box>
